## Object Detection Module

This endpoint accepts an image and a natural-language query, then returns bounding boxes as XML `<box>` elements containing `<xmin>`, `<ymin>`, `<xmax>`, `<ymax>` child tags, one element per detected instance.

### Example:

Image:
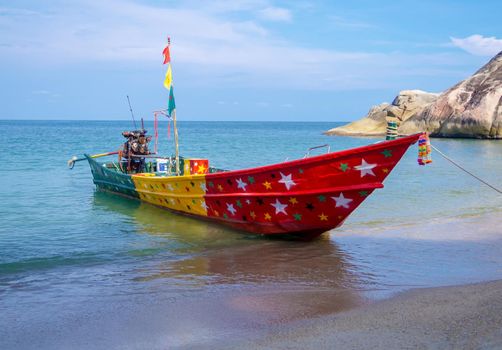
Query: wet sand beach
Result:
<box><xmin>2</xmin><ymin>209</ymin><xmax>502</xmax><ymax>349</ymax></box>
<box><xmin>4</xmin><ymin>262</ymin><xmax>501</xmax><ymax>349</ymax></box>
<box><xmin>230</xmin><ymin>280</ymin><xmax>502</xmax><ymax>349</ymax></box>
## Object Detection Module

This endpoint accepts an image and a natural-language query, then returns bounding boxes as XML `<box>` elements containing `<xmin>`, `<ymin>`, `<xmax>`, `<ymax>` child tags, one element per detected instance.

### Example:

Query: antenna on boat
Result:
<box><xmin>126</xmin><ymin>95</ymin><xmax>138</xmax><ymax>129</ymax></box>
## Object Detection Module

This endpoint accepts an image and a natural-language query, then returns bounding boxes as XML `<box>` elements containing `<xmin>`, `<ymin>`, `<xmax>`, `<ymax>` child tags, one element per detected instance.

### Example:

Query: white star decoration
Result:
<box><xmin>199</xmin><ymin>183</ymin><xmax>207</xmax><ymax>192</ymax></box>
<box><xmin>354</xmin><ymin>159</ymin><xmax>377</xmax><ymax>177</ymax></box>
<box><xmin>278</xmin><ymin>172</ymin><xmax>296</xmax><ymax>190</ymax></box>
<box><xmin>331</xmin><ymin>193</ymin><xmax>353</xmax><ymax>209</ymax></box>
<box><xmin>226</xmin><ymin>203</ymin><xmax>237</xmax><ymax>215</ymax></box>
<box><xmin>201</xmin><ymin>201</ymin><xmax>209</xmax><ymax>210</ymax></box>
<box><xmin>271</xmin><ymin>199</ymin><xmax>288</xmax><ymax>215</ymax></box>
<box><xmin>236</xmin><ymin>178</ymin><xmax>248</xmax><ymax>191</ymax></box>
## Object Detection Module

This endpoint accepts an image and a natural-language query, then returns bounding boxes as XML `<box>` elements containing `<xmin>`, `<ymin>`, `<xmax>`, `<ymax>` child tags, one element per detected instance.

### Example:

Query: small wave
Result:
<box><xmin>0</xmin><ymin>253</ymin><xmax>112</xmax><ymax>275</ymax></box>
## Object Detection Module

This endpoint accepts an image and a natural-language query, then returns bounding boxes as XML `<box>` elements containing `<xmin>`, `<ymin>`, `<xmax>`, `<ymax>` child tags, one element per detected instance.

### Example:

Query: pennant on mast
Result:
<box><xmin>168</xmin><ymin>86</ymin><xmax>176</xmax><ymax>116</ymax></box>
<box><xmin>163</xmin><ymin>64</ymin><xmax>172</xmax><ymax>90</ymax></box>
<box><xmin>162</xmin><ymin>37</ymin><xmax>175</xmax><ymax>117</ymax></box>
<box><xmin>162</xmin><ymin>45</ymin><xmax>171</xmax><ymax>65</ymax></box>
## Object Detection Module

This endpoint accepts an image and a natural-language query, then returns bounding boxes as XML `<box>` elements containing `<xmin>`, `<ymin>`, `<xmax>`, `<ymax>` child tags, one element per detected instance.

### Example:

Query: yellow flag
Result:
<box><xmin>163</xmin><ymin>64</ymin><xmax>172</xmax><ymax>90</ymax></box>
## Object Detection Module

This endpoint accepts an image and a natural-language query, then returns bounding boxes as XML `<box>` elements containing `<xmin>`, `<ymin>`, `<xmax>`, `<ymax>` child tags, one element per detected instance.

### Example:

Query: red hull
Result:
<box><xmin>200</xmin><ymin>134</ymin><xmax>420</xmax><ymax>238</ymax></box>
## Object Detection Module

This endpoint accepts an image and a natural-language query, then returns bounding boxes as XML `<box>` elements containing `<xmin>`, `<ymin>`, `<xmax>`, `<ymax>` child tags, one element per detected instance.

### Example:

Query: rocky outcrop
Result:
<box><xmin>326</xmin><ymin>51</ymin><xmax>502</xmax><ymax>139</ymax></box>
<box><xmin>324</xmin><ymin>102</ymin><xmax>389</xmax><ymax>136</ymax></box>
<box><xmin>400</xmin><ymin>51</ymin><xmax>502</xmax><ymax>138</ymax></box>
<box><xmin>324</xmin><ymin>90</ymin><xmax>438</xmax><ymax>136</ymax></box>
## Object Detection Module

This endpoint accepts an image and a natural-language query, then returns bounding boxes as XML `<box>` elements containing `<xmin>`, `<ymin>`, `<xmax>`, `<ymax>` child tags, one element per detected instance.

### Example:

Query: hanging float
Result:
<box><xmin>417</xmin><ymin>133</ymin><xmax>432</xmax><ymax>165</ymax></box>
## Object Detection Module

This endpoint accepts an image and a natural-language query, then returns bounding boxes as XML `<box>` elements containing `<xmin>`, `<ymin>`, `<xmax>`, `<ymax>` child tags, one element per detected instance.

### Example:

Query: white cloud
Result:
<box><xmin>0</xmin><ymin>0</ymin><xmax>272</xmax><ymax>63</ymax></box>
<box><xmin>258</xmin><ymin>7</ymin><xmax>292</xmax><ymax>22</ymax></box>
<box><xmin>0</xmin><ymin>0</ymin><xmax>478</xmax><ymax>91</ymax></box>
<box><xmin>31</xmin><ymin>89</ymin><xmax>60</xmax><ymax>99</ymax></box>
<box><xmin>450</xmin><ymin>35</ymin><xmax>502</xmax><ymax>56</ymax></box>
<box><xmin>0</xmin><ymin>7</ymin><xmax>40</xmax><ymax>16</ymax></box>
<box><xmin>195</xmin><ymin>0</ymin><xmax>268</xmax><ymax>13</ymax></box>
<box><xmin>329</xmin><ymin>15</ymin><xmax>374</xmax><ymax>29</ymax></box>
<box><xmin>32</xmin><ymin>90</ymin><xmax>51</xmax><ymax>95</ymax></box>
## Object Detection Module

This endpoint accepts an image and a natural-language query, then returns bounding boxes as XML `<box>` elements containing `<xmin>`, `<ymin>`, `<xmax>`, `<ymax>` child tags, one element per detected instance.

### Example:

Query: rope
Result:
<box><xmin>430</xmin><ymin>144</ymin><xmax>502</xmax><ymax>194</ymax></box>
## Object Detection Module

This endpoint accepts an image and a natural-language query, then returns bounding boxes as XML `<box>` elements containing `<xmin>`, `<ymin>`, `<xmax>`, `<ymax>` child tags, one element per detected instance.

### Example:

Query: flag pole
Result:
<box><xmin>172</xmin><ymin>109</ymin><xmax>180</xmax><ymax>175</ymax></box>
<box><xmin>166</xmin><ymin>36</ymin><xmax>180</xmax><ymax>175</ymax></box>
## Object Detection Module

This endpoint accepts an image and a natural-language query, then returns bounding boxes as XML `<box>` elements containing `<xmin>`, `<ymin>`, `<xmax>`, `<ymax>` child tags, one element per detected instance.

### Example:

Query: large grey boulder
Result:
<box><xmin>326</xmin><ymin>51</ymin><xmax>502</xmax><ymax>138</ymax></box>
<box><xmin>400</xmin><ymin>51</ymin><xmax>502</xmax><ymax>138</ymax></box>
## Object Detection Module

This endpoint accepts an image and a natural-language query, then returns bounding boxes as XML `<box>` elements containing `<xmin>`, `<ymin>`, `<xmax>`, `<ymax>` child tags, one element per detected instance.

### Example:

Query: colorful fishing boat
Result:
<box><xmin>69</xmin><ymin>38</ymin><xmax>423</xmax><ymax>240</ymax></box>
<box><xmin>84</xmin><ymin>134</ymin><xmax>419</xmax><ymax>239</ymax></box>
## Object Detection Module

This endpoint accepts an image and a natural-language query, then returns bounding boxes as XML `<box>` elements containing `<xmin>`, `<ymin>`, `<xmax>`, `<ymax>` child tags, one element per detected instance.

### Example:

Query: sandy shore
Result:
<box><xmin>229</xmin><ymin>280</ymin><xmax>502</xmax><ymax>350</ymax></box>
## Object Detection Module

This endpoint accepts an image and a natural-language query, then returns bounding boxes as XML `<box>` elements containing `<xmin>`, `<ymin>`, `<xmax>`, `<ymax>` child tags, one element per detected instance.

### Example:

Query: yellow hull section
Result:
<box><xmin>131</xmin><ymin>173</ymin><xmax>209</xmax><ymax>217</ymax></box>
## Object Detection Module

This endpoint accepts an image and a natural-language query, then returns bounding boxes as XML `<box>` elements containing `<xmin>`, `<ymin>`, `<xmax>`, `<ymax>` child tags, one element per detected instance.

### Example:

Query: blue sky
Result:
<box><xmin>1</xmin><ymin>0</ymin><xmax>501</xmax><ymax>121</ymax></box>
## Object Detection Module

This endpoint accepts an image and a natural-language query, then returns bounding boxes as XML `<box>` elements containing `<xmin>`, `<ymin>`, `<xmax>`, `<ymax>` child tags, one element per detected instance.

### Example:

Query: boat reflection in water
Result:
<box><xmin>93</xmin><ymin>191</ymin><xmax>370</xmax><ymax>322</ymax></box>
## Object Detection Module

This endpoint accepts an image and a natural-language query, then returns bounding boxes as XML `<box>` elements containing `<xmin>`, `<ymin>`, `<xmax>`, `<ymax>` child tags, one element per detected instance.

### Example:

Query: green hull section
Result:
<box><xmin>86</xmin><ymin>155</ymin><xmax>139</xmax><ymax>198</ymax></box>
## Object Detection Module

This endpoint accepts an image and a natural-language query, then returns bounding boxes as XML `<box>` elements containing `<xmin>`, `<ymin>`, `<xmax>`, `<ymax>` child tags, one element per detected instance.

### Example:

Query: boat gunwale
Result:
<box><xmin>87</xmin><ymin>134</ymin><xmax>420</xmax><ymax>181</ymax></box>
<box><xmin>204</xmin><ymin>133</ymin><xmax>421</xmax><ymax>179</ymax></box>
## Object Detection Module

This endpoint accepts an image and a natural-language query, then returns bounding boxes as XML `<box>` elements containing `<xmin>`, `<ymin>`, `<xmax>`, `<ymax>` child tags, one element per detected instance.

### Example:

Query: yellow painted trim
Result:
<box><xmin>131</xmin><ymin>174</ymin><xmax>208</xmax><ymax>216</ymax></box>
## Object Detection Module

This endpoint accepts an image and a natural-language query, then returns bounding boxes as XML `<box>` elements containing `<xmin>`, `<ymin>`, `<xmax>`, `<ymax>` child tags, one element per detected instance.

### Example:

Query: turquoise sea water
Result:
<box><xmin>1</xmin><ymin>120</ymin><xmax>502</xmax><ymax>349</ymax></box>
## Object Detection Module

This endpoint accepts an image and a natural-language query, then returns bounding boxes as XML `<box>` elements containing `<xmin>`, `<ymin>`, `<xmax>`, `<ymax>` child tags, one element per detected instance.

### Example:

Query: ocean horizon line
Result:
<box><xmin>0</xmin><ymin>118</ymin><xmax>349</xmax><ymax>123</ymax></box>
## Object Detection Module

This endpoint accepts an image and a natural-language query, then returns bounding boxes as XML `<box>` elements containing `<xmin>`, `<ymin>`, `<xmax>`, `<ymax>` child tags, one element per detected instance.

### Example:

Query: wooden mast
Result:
<box><xmin>172</xmin><ymin>109</ymin><xmax>180</xmax><ymax>175</ymax></box>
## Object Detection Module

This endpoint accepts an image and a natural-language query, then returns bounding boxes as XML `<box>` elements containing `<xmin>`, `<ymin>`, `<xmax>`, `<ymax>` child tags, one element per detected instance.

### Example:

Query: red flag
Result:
<box><xmin>162</xmin><ymin>46</ymin><xmax>171</xmax><ymax>64</ymax></box>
